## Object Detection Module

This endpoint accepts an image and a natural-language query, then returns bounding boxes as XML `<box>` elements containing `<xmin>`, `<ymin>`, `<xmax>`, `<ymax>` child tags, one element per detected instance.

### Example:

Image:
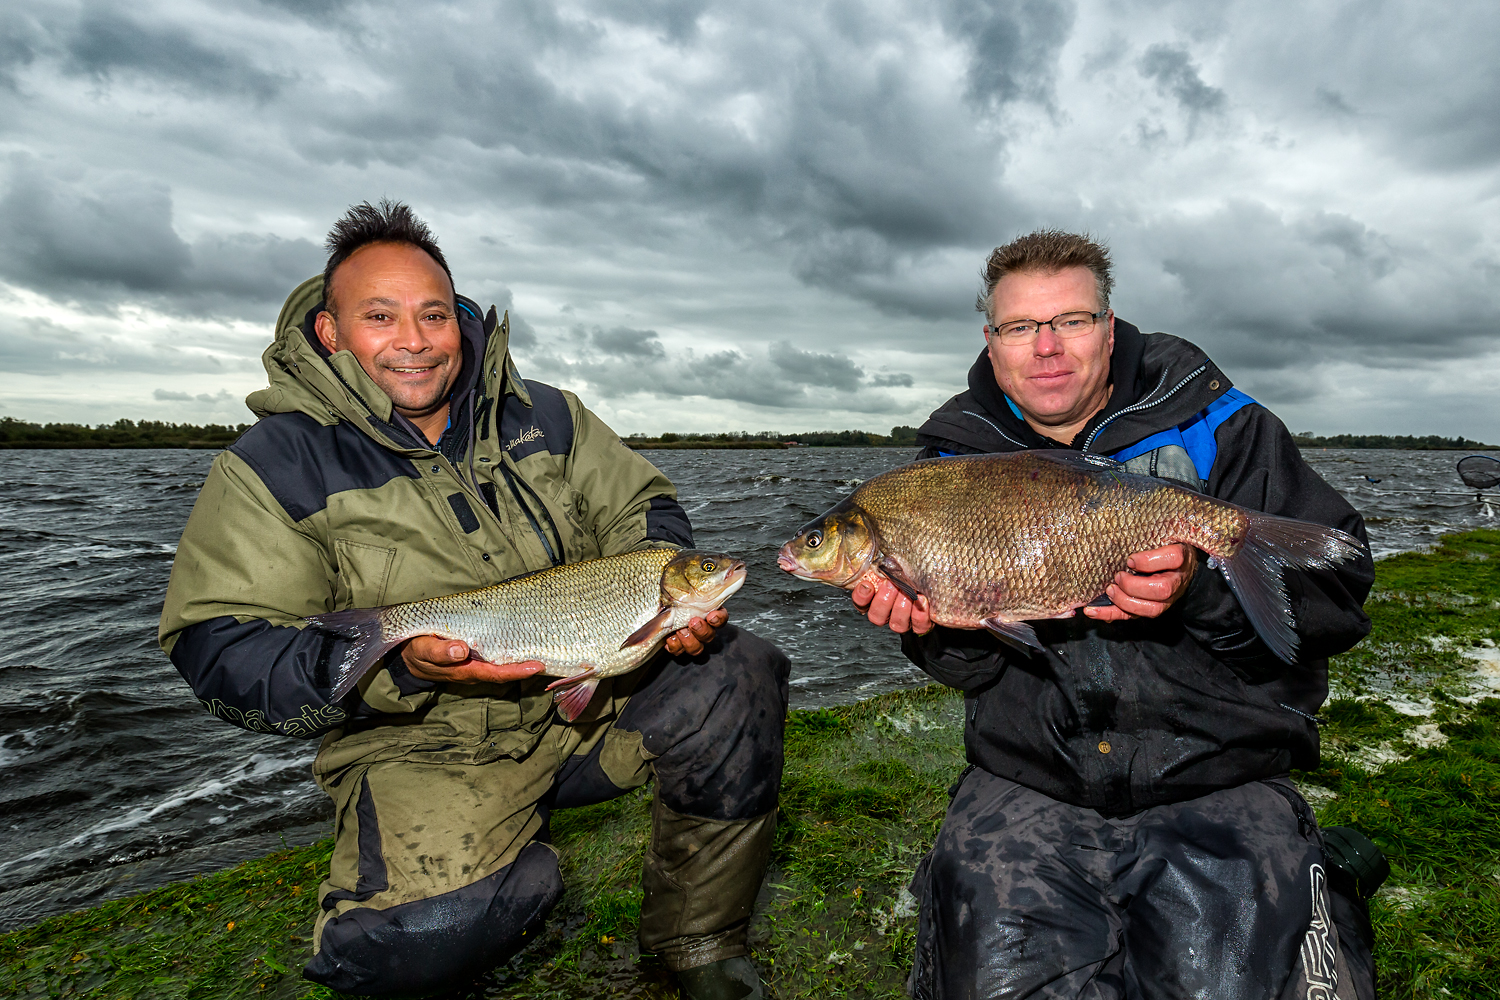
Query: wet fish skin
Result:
<box><xmin>777</xmin><ymin>451</ymin><xmax>1364</xmax><ymax>663</ymax></box>
<box><xmin>307</xmin><ymin>548</ymin><xmax>746</xmax><ymax>718</ymax></box>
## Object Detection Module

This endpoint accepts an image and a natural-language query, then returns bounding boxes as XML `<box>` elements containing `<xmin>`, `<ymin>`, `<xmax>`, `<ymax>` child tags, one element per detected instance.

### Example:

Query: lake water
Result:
<box><xmin>0</xmin><ymin>446</ymin><xmax>1492</xmax><ymax>931</ymax></box>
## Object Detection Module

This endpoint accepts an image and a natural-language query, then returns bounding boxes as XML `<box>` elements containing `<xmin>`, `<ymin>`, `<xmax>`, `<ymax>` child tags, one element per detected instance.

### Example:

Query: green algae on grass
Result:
<box><xmin>5</xmin><ymin>530</ymin><xmax>1500</xmax><ymax>999</ymax></box>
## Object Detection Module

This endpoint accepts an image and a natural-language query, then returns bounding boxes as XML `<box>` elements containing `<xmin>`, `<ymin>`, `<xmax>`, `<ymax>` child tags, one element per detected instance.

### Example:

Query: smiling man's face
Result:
<box><xmin>985</xmin><ymin>266</ymin><xmax>1115</xmax><ymax>444</ymax></box>
<box><xmin>315</xmin><ymin>242</ymin><xmax>461</xmax><ymax>440</ymax></box>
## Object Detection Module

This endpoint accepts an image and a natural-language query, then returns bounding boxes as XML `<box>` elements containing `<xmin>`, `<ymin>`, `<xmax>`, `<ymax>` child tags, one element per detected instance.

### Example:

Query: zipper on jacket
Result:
<box><xmin>1080</xmin><ymin>363</ymin><xmax>1206</xmax><ymax>454</ymax></box>
<box><xmin>961</xmin><ymin>410</ymin><xmax>1029</xmax><ymax>449</ymax></box>
<box><xmin>499</xmin><ymin>464</ymin><xmax>563</xmax><ymax>566</ymax></box>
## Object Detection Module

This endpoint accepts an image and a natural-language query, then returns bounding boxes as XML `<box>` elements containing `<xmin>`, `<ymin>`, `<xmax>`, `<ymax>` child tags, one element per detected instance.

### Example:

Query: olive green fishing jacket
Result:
<box><xmin>158</xmin><ymin>276</ymin><xmax>691</xmax><ymax>739</ymax></box>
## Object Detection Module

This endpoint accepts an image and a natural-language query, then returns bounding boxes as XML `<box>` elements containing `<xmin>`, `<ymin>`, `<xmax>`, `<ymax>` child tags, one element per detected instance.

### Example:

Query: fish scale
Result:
<box><xmin>778</xmin><ymin>451</ymin><xmax>1363</xmax><ymax>663</ymax></box>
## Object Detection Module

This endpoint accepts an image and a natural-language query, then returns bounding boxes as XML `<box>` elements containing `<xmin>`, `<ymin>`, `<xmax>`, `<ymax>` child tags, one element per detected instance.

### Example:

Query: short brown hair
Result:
<box><xmin>975</xmin><ymin>229</ymin><xmax>1113</xmax><ymax>322</ymax></box>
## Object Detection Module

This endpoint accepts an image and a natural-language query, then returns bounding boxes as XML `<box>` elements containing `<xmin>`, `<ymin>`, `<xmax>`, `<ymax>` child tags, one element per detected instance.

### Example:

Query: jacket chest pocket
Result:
<box><xmin>332</xmin><ymin>538</ymin><xmax>397</xmax><ymax>608</ymax></box>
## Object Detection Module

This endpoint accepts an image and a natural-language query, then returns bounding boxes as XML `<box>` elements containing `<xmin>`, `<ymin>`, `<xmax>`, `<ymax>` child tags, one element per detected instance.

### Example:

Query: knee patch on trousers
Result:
<box><xmin>303</xmin><ymin>841</ymin><xmax>563</xmax><ymax>996</ymax></box>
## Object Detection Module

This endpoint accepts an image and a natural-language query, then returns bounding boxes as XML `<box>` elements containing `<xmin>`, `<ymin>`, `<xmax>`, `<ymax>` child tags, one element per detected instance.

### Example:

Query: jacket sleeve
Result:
<box><xmin>1173</xmin><ymin>405</ymin><xmax>1374</xmax><ymax>679</ymax></box>
<box><xmin>560</xmin><ymin>392</ymin><xmax>694</xmax><ymax>555</ymax></box>
<box><xmin>158</xmin><ymin>451</ymin><xmax>427</xmax><ymax>739</ymax></box>
<box><xmin>900</xmin><ymin>627</ymin><xmax>1008</xmax><ymax>691</ymax></box>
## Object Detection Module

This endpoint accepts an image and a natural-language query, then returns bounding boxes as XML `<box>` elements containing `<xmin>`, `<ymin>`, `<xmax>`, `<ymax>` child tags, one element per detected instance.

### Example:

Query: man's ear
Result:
<box><xmin>1106</xmin><ymin>310</ymin><xmax>1115</xmax><ymax>354</ymax></box>
<box><xmin>314</xmin><ymin>310</ymin><xmax>338</xmax><ymax>353</ymax></box>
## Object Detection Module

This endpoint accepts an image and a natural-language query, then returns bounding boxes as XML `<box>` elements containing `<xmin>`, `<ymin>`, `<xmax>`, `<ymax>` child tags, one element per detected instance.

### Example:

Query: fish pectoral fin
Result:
<box><xmin>980</xmin><ymin>618</ymin><xmax>1044</xmax><ymax>654</ymax></box>
<box><xmin>1085</xmin><ymin>593</ymin><xmax>1115</xmax><ymax>608</ymax></box>
<box><xmin>545</xmin><ymin>666</ymin><xmax>599</xmax><ymax>692</ymax></box>
<box><xmin>620</xmin><ymin>607</ymin><xmax>674</xmax><ymax>649</ymax></box>
<box><xmin>552</xmin><ymin>675</ymin><xmax>601</xmax><ymax>723</ymax></box>
<box><xmin>876</xmin><ymin>555</ymin><xmax>923</xmax><ymax>603</ymax></box>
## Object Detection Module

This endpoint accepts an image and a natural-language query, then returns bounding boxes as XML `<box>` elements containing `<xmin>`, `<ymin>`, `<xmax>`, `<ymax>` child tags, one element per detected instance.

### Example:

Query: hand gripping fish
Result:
<box><xmin>777</xmin><ymin>451</ymin><xmax>1365</xmax><ymax>663</ymax></box>
<box><xmin>305</xmin><ymin>548</ymin><xmax>747</xmax><ymax>721</ymax></box>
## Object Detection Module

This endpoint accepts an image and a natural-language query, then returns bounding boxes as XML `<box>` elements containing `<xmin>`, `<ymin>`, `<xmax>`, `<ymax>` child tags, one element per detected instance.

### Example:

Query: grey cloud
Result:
<box><xmin>0</xmin><ymin>167</ymin><xmax>191</xmax><ymax>294</ymax></box>
<box><xmin>2</xmin><ymin>315</ymin><xmax>259</xmax><ymax>376</ymax></box>
<box><xmin>939</xmin><ymin>0</ymin><xmax>1076</xmax><ymax>110</ymax></box>
<box><xmin>1134</xmin><ymin>200</ymin><xmax>1496</xmax><ymax>373</ymax></box>
<box><xmin>0</xmin><ymin>165</ymin><xmax>320</xmax><ymax>311</ymax></box>
<box><xmin>153</xmin><ymin>388</ymin><xmax>235</xmax><ymax>403</ymax></box>
<box><xmin>590</xmin><ymin>326</ymin><xmax>667</xmax><ymax>360</ymax></box>
<box><xmin>583</xmin><ymin>0</ymin><xmax>710</xmax><ymax>43</ymax></box>
<box><xmin>870</xmin><ymin>372</ymin><xmax>915</xmax><ymax>388</ymax></box>
<box><xmin>525</xmin><ymin>339</ymin><xmax>904</xmax><ymax>413</ymax></box>
<box><xmin>1138</xmin><ymin>44</ymin><xmax>1226</xmax><ymax>123</ymax></box>
<box><xmin>65</xmin><ymin>6</ymin><xmax>283</xmax><ymax>99</ymax></box>
<box><xmin>769</xmin><ymin>340</ymin><xmax>864</xmax><ymax>391</ymax></box>
<box><xmin>1314</xmin><ymin>86</ymin><xmax>1355</xmax><ymax>116</ymax></box>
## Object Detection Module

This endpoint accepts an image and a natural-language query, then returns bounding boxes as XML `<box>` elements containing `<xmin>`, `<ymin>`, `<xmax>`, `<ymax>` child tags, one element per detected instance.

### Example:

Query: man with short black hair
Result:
<box><xmin>858</xmin><ymin>230</ymin><xmax>1378</xmax><ymax>999</ymax></box>
<box><xmin>162</xmin><ymin>200</ymin><xmax>787</xmax><ymax>998</ymax></box>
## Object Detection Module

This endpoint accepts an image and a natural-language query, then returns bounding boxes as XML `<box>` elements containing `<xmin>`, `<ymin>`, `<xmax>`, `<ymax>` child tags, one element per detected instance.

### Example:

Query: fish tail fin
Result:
<box><xmin>305</xmin><ymin>607</ymin><xmax>401</xmax><ymax>702</ymax></box>
<box><xmin>1214</xmin><ymin>514</ymin><xmax>1365</xmax><ymax>664</ymax></box>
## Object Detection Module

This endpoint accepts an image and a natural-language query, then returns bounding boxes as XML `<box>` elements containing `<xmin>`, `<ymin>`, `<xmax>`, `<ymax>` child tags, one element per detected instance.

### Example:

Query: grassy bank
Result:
<box><xmin>4</xmin><ymin>532</ymin><xmax>1499</xmax><ymax>999</ymax></box>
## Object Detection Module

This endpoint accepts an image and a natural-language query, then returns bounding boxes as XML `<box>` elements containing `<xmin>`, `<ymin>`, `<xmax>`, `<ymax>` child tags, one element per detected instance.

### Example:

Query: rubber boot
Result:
<box><xmin>638</xmin><ymin>795</ymin><xmax>775</xmax><ymax>975</ymax></box>
<box><xmin>677</xmin><ymin>954</ymin><xmax>765</xmax><ymax>1000</ymax></box>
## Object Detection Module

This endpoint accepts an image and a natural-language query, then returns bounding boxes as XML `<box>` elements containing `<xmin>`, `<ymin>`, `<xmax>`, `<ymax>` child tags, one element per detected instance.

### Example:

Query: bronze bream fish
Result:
<box><xmin>777</xmin><ymin>451</ymin><xmax>1364</xmax><ymax>662</ymax></box>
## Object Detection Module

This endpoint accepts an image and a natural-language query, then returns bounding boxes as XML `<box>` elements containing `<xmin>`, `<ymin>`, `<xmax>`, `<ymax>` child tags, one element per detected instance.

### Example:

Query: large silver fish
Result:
<box><xmin>777</xmin><ymin>451</ymin><xmax>1364</xmax><ymax>662</ymax></box>
<box><xmin>307</xmin><ymin>548</ymin><xmax>746</xmax><ymax>720</ymax></box>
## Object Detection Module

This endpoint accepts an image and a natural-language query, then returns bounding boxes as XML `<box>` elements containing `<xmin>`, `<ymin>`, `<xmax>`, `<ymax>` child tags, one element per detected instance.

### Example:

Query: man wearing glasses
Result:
<box><xmin>857</xmin><ymin>231</ymin><xmax>1377</xmax><ymax>999</ymax></box>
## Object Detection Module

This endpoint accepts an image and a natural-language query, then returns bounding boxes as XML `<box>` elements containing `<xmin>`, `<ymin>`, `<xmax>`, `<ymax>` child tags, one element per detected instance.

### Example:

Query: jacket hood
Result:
<box><xmin>919</xmin><ymin>320</ymin><xmax>1233</xmax><ymax>456</ymax></box>
<box><xmin>246</xmin><ymin>275</ymin><xmax>531</xmax><ymax>455</ymax></box>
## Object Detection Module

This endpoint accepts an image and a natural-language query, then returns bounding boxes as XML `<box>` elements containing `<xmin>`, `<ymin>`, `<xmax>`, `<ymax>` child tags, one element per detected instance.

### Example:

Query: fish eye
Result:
<box><xmin>701</xmin><ymin>559</ymin><xmax>715</xmax><ymax>572</ymax></box>
<box><xmin>806</xmin><ymin>529</ymin><xmax>823</xmax><ymax>549</ymax></box>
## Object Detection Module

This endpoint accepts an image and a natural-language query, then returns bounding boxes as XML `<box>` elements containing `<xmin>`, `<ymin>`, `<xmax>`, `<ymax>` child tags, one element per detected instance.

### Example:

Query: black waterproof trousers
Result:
<box><xmin>302</xmin><ymin>625</ymin><xmax>789</xmax><ymax>995</ymax></box>
<box><xmin>909</xmin><ymin>767</ymin><xmax>1375</xmax><ymax>1000</ymax></box>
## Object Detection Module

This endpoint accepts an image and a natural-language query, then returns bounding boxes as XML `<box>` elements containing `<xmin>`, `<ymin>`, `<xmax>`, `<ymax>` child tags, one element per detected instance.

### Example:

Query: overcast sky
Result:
<box><xmin>2</xmin><ymin>0</ymin><xmax>1497</xmax><ymax>439</ymax></box>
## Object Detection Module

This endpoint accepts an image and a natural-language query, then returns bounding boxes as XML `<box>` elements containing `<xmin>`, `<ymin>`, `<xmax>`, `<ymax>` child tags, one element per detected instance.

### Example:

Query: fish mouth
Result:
<box><xmin>776</xmin><ymin>545</ymin><xmax>817</xmax><ymax>580</ymax></box>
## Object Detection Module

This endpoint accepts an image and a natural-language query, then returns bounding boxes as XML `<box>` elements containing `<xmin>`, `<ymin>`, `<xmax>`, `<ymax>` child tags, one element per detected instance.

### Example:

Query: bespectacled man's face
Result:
<box><xmin>984</xmin><ymin>266</ymin><xmax>1115</xmax><ymax>444</ymax></box>
<box><xmin>315</xmin><ymin>242</ymin><xmax>461</xmax><ymax>425</ymax></box>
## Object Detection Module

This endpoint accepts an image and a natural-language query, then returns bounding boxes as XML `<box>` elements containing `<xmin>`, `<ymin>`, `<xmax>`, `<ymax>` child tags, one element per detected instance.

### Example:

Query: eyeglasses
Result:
<box><xmin>985</xmin><ymin>310</ymin><xmax>1108</xmax><ymax>346</ymax></box>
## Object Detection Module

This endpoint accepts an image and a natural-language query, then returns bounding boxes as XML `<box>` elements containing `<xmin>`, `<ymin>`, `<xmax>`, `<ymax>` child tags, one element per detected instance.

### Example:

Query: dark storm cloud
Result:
<box><xmin>591</xmin><ymin>326</ymin><xmax>668</xmax><ymax>360</ymax></box>
<box><xmin>1138</xmin><ymin>44</ymin><xmax>1226</xmax><ymax>128</ymax></box>
<box><xmin>527</xmin><ymin>338</ymin><xmax>903</xmax><ymax>413</ymax></box>
<box><xmin>1134</xmin><ymin>200</ymin><xmax>1495</xmax><ymax>372</ymax></box>
<box><xmin>0</xmin><ymin>165</ymin><xmax>320</xmax><ymax>312</ymax></box>
<box><xmin>2</xmin><ymin>315</ymin><xmax>258</xmax><ymax>376</ymax></box>
<box><xmin>938</xmin><ymin>0</ymin><xmax>1076</xmax><ymax>110</ymax></box>
<box><xmin>64</xmin><ymin>6</ymin><xmax>283</xmax><ymax>99</ymax></box>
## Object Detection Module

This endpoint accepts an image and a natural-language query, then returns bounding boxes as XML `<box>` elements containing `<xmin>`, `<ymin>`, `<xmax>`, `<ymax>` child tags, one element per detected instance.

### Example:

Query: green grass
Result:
<box><xmin>5</xmin><ymin>531</ymin><xmax>1500</xmax><ymax>999</ymax></box>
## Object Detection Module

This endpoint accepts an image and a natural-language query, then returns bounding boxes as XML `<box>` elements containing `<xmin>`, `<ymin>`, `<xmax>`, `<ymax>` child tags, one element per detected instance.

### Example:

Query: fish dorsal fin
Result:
<box><xmin>1024</xmin><ymin>449</ymin><xmax>1125</xmax><ymax>473</ymax></box>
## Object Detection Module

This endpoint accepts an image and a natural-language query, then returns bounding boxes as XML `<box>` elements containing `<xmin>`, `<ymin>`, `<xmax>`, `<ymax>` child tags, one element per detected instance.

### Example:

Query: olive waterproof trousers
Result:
<box><xmin>301</xmin><ymin>625</ymin><xmax>789</xmax><ymax>995</ymax></box>
<box><xmin>909</xmin><ymin>767</ymin><xmax>1375</xmax><ymax>1000</ymax></box>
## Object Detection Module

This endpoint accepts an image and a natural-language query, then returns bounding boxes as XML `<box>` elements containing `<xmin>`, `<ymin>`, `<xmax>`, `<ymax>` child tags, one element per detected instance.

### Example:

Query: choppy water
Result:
<box><xmin>0</xmin><ymin>446</ymin><xmax>1492</xmax><ymax>931</ymax></box>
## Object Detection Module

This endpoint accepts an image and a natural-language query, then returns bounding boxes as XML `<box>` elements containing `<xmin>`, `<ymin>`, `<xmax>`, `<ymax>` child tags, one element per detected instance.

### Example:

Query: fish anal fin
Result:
<box><xmin>981</xmin><ymin>617</ymin><xmax>1043</xmax><ymax>654</ymax></box>
<box><xmin>552</xmin><ymin>677</ymin><xmax>601</xmax><ymax>722</ymax></box>
<box><xmin>620</xmin><ymin>607</ymin><xmax>673</xmax><ymax>649</ymax></box>
<box><xmin>876</xmin><ymin>555</ymin><xmax>922</xmax><ymax>603</ymax></box>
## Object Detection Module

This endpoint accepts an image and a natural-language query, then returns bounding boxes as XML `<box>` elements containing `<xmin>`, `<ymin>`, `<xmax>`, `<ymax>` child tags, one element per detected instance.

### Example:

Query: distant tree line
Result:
<box><xmin>3</xmin><ymin>417</ymin><xmax>1490</xmax><ymax>452</ymax></box>
<box><xmin>1292</xmin><ymin>431</ymin><xmax>1495</xmax><ymax>450</ymax></box>
<box><xmin>624</xmin><ymin>427</ymin><xmax>921</xmax><ymax>449</ymax></box>
<box><xmin>0</xmin><ymin>417</ymin><xmax>249</xmax><ymax>449</ymax></box>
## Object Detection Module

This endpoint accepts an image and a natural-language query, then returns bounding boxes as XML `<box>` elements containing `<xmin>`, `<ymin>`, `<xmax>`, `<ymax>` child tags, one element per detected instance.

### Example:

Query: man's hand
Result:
<box><xmin>851</xmin><ymin>578</ymin><xmax>935</xmax><ymax>635</ymax></box>
<box><xmin>664</xmin><ymin>608</ymin><xmax>729</xmax><ymax>657</ymax></box>
<box><xmin>402</xmin><ymin>635</ymin><xmax>545</xmax><ymax>684</ymax></box>
<box><xmin>1082</xmin><ymin>543</ymin><xmax>1198</xmax><ymax>622</ymax></box>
